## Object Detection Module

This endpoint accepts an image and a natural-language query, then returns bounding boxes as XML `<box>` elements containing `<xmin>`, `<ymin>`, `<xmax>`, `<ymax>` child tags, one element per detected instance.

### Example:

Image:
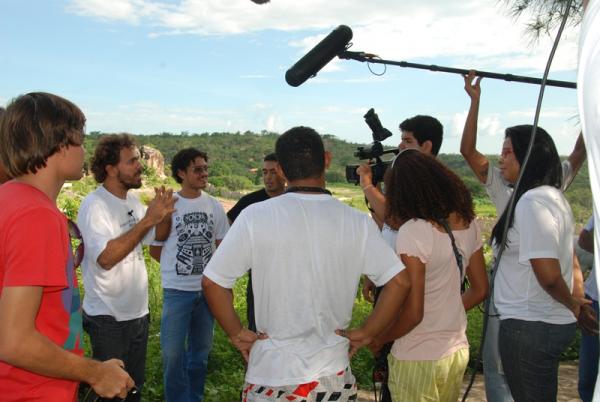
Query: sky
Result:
<box><xmin>0</xmin><ymin>0</ymin><xmax>585</xmax><ymax>155</ymax></box>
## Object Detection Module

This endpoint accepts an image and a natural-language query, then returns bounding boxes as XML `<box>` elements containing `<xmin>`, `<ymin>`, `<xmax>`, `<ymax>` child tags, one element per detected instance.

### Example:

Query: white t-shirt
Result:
<box><xmin>578</xmin><ymin>0</ymin><xmax>600</xmax><ymax>312</ymax></box>
<box><xmin>78</xmin><ymin>186</ymin><xmax>154</xmax><ymax>321</ymax></box>
<box><xmin>203</xmin><ymin>192</ymin><xmax>404</xmax><ymax>387</ymax></box>
<box><xmin>391</xmin><ymin>219</ymin><xmax>482</xmax><ymax>361</ymax></box>
<box><xmin>381</xmin><ymin>223</ymin><xmax>398</xmax><ymax>249</ymax></box>
<box><xmin>159</xmin><ymin>192</ymin><xmax>229</xmax><ymax>291</ymax></box>
<box><xmin>493</xmin><ymin>186</ymin><xmax>576</xmax><ymax>324</ymax></box>
<box><xmin>485</xmin><ymin>160</ymin><xmax>574</xmax><ymax>213</ymax></box>
<box><xmin>578</xmin><ymin>2</ymin><xmax>600</xmax><ymax>398</ymax></box>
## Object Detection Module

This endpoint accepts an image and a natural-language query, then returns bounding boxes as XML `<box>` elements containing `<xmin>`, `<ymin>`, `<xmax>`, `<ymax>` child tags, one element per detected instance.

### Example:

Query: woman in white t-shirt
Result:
<box><xmin>370</xmin><ymin>149</ymin><xmax>488</xmax><ymax>402</ymax></box>
<box><xmin>490</xmin><ymin>125</ymin><xmax>584</xmax><ymax>401</ymax></box>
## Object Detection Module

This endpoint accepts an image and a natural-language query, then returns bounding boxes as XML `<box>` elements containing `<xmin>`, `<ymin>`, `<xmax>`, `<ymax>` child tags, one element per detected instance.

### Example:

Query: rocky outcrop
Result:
<box><xmin>140</xmin><ymin>145</ymin><xmax>166</xmax><ymax>177</ymax></box>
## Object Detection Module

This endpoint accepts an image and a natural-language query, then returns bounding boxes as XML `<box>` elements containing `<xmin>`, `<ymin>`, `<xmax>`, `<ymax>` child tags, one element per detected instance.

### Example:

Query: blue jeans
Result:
<box><xmin>161</xmin><ymin>288</ymin><xmax>214</xmax><ymax>402</ymax></box>
<box><xmin>82</xmin><ymin>311</ymin><xmax>149</xmax><ymax>402</ymax></box>
<box><xmin>579</xmin><ymin>297</ymin><xmax>599</xmax><ymax>402</ymax></box>
<box><xmin>482</xmin><ymin>299</ymin><xmax>513</xmax><ymax>402</ymax></box>
<box><xmin>499</xmin><ymin>319</ymin><xmax>576</xmax><ymax>402</ymax></box>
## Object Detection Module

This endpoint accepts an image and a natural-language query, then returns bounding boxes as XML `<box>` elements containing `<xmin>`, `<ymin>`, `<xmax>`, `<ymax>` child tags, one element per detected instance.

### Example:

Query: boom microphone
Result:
<box><xmin>285</xmin><ymin>25</ymin><xmax>353</xmax><ymax>87</ymax></box>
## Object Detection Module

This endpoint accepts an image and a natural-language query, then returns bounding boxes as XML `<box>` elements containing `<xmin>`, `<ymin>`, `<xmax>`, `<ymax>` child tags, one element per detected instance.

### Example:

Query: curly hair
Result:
<box><xmin>384</xmin><ymin>149</ymin><xmax>474</xmax><ymax>225</ymax></box>
<box><xmin>90</xmin><ymin>133</ymin><xmax>137</xmax><ymax>183</ymax></box>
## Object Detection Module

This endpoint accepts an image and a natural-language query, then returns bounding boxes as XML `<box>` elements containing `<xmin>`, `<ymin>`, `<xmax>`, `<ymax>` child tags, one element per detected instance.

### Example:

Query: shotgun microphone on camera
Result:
<box><xmin>285</xmin><ymin>25</ymin><xmax>353</xmax><ymax>87</ymax></box>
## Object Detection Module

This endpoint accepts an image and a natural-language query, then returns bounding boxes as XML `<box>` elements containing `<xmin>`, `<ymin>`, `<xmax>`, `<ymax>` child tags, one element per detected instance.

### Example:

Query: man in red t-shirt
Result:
<box><xmin>0</xmin><ymin>92</ymin><xmax>134</xmax><ymax>401</ymax></box>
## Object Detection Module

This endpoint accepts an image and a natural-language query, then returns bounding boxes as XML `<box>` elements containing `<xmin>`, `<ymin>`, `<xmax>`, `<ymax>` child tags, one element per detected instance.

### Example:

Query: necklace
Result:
<box><xmin>285</xmin><ymin>186</ymin><xmax>332</xmax><ymax>195</ymax></box>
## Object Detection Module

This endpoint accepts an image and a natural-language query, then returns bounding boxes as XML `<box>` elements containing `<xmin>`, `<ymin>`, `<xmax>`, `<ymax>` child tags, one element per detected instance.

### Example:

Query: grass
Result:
<box><xmin>134</xmin><ymin>259</ymin><xmax>492</xmax><ymax>401</ymax></box>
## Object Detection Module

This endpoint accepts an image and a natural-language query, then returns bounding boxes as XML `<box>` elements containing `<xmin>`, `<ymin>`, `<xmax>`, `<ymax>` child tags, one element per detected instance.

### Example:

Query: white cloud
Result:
<box><xmin>452</xmin><ymin>111</ymin><xmax>504</xmax><ymax>140</ymax></box>
<box><xmin>250</xmin><ymin>102</ymin><xmax>270</xmax><ymax>110</ymax></box>
<box><xmin>83</xmin><ymin>101</ymin><xmax>293</xmax><ymax>135</ymax></box>
<box><xmin>451</xmin><ymin>111</ymin><xmax>468</xmax><ymax>138</ymax></box>
<box><xmin>265</xmin><ymin>113</ymin><xmax>284</xmax><ymax>132</ymax></box>
<box><xmin>508</xmin><ymin>106</ymin><xmax>580</xmax><ymax>120</ymax></box>
<box><xmin>67</xmin><ymin>0</ymin><xmax>171</xmax><ymax>24</ymax></box>
<box><xmin>67</xmin><ymin>0</ymin><xmax>581</xmax><ymax>74</ymax></box>
<box><xmin>84</xmin><ymin>102</ymin><xmax>239</xmax><ymax>133</ymax></box>
<box><xmin>480</xmin><ymin>116</ymin><xmax>503</xmax><ymax>138</ymax></box>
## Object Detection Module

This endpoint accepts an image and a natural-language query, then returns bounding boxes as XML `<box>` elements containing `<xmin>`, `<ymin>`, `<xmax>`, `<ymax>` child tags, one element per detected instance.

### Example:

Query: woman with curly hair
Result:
<box><xmin>491</xmin><ymin>125</ymin><xmax>586</xmax><ymax>401</ymax></box>
<box><xmin>370</xmin><ymin>149</ymin><xmax>488</xmax><ymax>402</ymax></box>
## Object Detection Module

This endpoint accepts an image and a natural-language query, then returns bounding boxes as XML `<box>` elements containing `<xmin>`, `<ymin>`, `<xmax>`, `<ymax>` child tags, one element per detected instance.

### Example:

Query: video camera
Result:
<box><xmin>345</xmin><ymin>108</ymin><xmax>398</xmax><ymax>185</ymax></box>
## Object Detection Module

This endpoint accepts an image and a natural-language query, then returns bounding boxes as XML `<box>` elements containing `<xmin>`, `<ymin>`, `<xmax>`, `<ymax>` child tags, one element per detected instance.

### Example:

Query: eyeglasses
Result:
<box><xmin>191</xmin><ymin>166</ymin><xmax>209</xmax><ymax>174</ymax></box>
<box><xmin>67</xmin><ymin>219</ymin><xmax>84</xmax><ymax>268</ymax></box>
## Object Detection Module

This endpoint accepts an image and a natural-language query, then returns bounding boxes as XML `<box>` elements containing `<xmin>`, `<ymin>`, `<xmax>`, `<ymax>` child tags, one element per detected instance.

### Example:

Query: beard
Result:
<box><xmin>117</xmin><ymin>169</ymin><xmax>143</xmax><ymax>190</ymax></box>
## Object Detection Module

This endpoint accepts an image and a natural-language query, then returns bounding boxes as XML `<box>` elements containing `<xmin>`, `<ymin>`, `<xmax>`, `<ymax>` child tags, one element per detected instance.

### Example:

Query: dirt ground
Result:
<box><xmin>357</xmin><ymin>361</ymin><xmax>581</xmax><ymax>402</ymax></box>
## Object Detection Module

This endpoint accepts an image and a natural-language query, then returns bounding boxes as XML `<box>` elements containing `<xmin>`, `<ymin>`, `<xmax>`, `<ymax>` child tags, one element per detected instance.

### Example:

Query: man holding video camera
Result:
<box><xmin>354</xmin><ymin>114</ymin><xmax>442</xmax><ymax>401</ymax></box>
<box><xmin>357</xmin><ymin>114</ymin><xmax>443</xmax><ymax>223</ymax></box>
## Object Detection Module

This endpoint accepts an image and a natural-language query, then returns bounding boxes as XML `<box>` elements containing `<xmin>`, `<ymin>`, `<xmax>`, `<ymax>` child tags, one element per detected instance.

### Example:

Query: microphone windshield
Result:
<box><xmin>285</xmin><ymin>25</ymin><xmax>353</xmax><ymax>87</ymax></box>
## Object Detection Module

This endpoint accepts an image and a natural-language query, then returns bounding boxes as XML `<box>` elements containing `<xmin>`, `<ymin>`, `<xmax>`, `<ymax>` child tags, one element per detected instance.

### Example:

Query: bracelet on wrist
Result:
<box><xmin>362</xmin><ymin>184</ymin><xmax>374</xmax><ymax>191</ymax></box>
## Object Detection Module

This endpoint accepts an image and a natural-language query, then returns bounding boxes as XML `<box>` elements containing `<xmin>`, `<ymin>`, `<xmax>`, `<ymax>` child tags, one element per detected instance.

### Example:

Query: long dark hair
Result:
<box><xmin>490</xmin><ymin>125</ymin><xmax>562</xmax><ymax>246</ymax></box>
<box><xmin>384</xmin><ymin>149</ymin><xmax>475</xmax><ymax>226</ymax></box>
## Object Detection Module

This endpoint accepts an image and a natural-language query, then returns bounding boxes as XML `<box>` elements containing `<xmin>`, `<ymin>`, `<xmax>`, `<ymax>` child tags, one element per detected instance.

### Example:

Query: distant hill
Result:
<box><xmin>83</xmin><ymin>131</ymin><xmax>592</xmax><ymax>223</ymax></box>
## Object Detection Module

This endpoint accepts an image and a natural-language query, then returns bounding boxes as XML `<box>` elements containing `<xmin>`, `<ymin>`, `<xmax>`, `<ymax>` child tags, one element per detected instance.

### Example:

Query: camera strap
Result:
<box><xmin>439</xmin><ymin>219</ymin><xmax>466</xmax><ymax>293</ymax></box>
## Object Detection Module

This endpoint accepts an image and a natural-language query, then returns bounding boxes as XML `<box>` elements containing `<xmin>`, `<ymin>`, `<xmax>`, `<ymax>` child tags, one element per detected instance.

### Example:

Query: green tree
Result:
<box><xmin>503</xmin><ymin>0</ymin><xmax>584</xmax><ymax>38</ymax></box>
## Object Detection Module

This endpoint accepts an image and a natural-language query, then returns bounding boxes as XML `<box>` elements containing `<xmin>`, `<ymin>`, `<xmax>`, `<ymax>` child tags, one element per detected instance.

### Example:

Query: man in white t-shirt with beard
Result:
<box><xmin>78</xmin><ymin>134</ymin><xmax>175</xmax><ymax>401</ymax></box>
<box><xmin>202</xmin><ymin>126</ymin><xmax>411</xmax><ymax>401</ymax></box>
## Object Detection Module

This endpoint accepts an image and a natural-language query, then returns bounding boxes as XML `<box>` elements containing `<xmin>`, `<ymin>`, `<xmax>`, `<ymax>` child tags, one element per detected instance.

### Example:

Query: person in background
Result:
<box><xmin>460</xmin><ymin>71</ymin><xmax>587</xmax><ymax>402</ymax></box>
<box><xmin>369</xmin><ymin>149</ymin><xmax>488</xmax><ymax>401</ymax></box>
<box><xmin>490</xmin><ymin>125</ymin><xmax>586</xmax><ymax>401</ymax></box>
<box><xmin>202</xmin><ymin>126</ymin><xmax>411</xmax><ymax>401</ymax></box>
<box><xmin>226</xmin><ymin>152</ymin><xmax>286</xmax><ymax>332</ymax></box>
<box><xmin>78</xmin><ymin>134</ymin><xmax>175</xmax><ymax>401</ymax></box>
<box><xmin>358</xmin><ymin>115</ymin><xmax>444</xmax><ymax>302</ymax></box>
<box><xmin>577</xmin><ymin>216</ymin><xmax>600</xmax><ymax>402</ymax></box>
<box><xmin>357</xmin><ymin>114</ymin><xmax>444</xmax><ymax>228</ymax></box>
<box><xmin>151</xmin><ymin>148</ymin><xmax>229</xmax><ymax>402</ymax></box>
<box><xmin>577</xmin><ymin>1</ymin><xmax>600</xmax><ymax>396</ymax></box>
<box><xmin>0</xmin><ymin>92</ymin><xmax>133</xmax><ymax>401</ymax></box>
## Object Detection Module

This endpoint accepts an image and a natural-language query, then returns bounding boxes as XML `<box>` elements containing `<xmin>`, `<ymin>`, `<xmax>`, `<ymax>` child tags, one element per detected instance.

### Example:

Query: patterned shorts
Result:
<box><xmin>242</xmin><ymin>367</ymin><xmax>357</xmax><ymax>402</ymax></box>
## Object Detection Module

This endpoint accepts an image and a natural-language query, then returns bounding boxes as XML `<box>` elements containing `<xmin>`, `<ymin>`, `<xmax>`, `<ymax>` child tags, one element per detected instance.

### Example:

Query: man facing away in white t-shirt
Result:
<box><xmin>77</xmin><ymin>134</ymin><xmax>175</xmax><ymax>401</ymax></box>
<box><xmin>202</xmin><ymin>126</ymin><xmax>411</xmax><ymax>401</ymax></box>
<box><xmin>150</xmin><ymin>148</ymin><xmax>229</xmax><ymax>402</ymax></box>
